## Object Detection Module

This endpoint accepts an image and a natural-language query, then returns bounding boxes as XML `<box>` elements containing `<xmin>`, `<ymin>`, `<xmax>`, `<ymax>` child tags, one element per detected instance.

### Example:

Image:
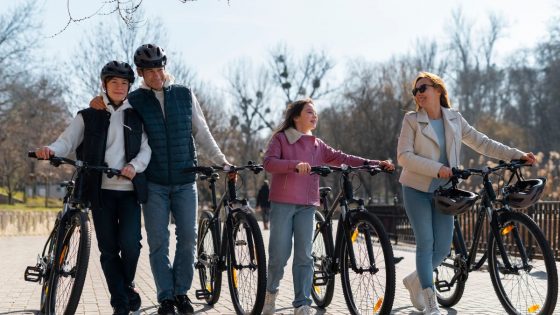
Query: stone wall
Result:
<box><xmin>0</xmin><ymin>211</ymin><xmax>58</xmax><ymax>236</ymax></box>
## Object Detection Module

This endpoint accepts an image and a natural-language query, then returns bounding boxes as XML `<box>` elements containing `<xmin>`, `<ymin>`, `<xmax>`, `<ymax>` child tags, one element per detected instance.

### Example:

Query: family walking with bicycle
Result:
<box><xmin>27</xmin><ymin>41</ymin><xmax>556</xmax><ymax>315</ymax></box>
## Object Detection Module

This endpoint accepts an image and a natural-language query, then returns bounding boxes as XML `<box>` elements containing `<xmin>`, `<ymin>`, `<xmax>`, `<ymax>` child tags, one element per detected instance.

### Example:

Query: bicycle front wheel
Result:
<box><xmin>311</xmin><ymin>210</ymin><xmax>335</xmax><ymax>308</ymax></box>
<box><xmin>488</xmin><ymin>211</ymin><xmax>558</xmax><ymax>315</ymax></box>
<box><xmin>48</xmin><ymin>211</ymin><xmax>91</xmax><ymax>315</ymax></box>
<box><xmin>227</xmin><ymin>211</ymin><xmax>266</xmax><ymax>315</ymax></box>
<box><xmin>197</xmin><ymin>210</ymin><xmax>222</xmax><ymax>305</ymax></box>
<box><xmin>340</xmin><ymin>212</ymin><xmax>396</xmax><ymax>315</ymax></box>
<box><xmin>40</xmin><ymin>225</ymin><xmax>59</xmax><ymax>314</ymax></box>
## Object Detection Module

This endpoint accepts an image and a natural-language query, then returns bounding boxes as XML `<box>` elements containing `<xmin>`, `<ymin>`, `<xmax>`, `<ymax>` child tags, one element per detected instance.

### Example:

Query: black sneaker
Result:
<box><xmin>175</xmin><ymin>295</ymin><xmax>194</xmax><ymax>314</ymax></box>
<box><xmin>158</xmin><ymin>299</ymin><xmax>176</xmax><ymax>315</ymax></box>
<box><xmin>128</xmin><ymin>286</ymin><xmax>141</xmax><ymax>312</ymax></box>
<box><xmin>113</xmin><ymin>305</ymin><xmax>130</xmax><ymax>315</ymax></box>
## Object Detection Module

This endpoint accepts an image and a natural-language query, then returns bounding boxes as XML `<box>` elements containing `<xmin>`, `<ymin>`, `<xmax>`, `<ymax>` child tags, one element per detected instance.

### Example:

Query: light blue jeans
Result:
<box><xmin>402</xmin><ymin>185</ymin><xmax>454</xmax><ymax>289</ymax></box>
<box><xmin>143</xmin><ymin>181</ymin><xmax>198</xmax><ymax>302</ymax></box>
<box><xmin>266</xmin><ymin>202</ymin><xmax>315</xmax><ymax>308</ymax></box>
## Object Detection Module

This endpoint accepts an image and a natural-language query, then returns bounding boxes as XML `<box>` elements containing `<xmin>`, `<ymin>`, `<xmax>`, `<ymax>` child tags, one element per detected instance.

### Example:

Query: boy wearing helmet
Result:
<box><xmin>36</xmin><ymin>61</ymin><xmax>151</xmax><ymax>315</ymax></box>
<box><xmin>90</xmin><ymin>44</ymin><xmax>229</xmax><ymax>315</ymax></box>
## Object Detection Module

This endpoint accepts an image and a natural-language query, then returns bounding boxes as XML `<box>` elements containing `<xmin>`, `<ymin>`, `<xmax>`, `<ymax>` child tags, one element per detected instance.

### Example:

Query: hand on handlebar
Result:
<box><xmin>520</xmin><ymin>152</ymin><xmax>536</xmax><ymax>165</ymax></box>
<box><xmin>378</xmin><ymin>160</ymin><xmax>395</xmax><ymax>172</ymax></box>
<box><xmin>295</xmin><ymin>162</ymin><xmax>312</xmax><ymax>175</ymax></box>
<box><xmin>438</xmin><ymin>165</ymin><xmax>453</xmax><ymax>178</ymax></box>
<box><xmin>35</xmin><ymin>147</ymin><xmax>55</xmax><ymax>160</ymax></box>
<box><xmin>119</xmin><ymin>164</ymin><xmax>136</xmax><ymax>180</ymax></box>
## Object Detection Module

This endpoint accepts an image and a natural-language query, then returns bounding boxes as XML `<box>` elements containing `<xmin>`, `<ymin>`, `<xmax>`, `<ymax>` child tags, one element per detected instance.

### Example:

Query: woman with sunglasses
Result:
<box><xmin>396</xmin><ymin>72</ymin><xmax>535</xmax><ymax>315</ymax></box>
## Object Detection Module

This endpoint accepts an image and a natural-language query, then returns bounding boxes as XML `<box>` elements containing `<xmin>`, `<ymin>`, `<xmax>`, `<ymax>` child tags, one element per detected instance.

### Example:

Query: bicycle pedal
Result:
<box><xmin>434</xmin><ymin>280</ymin><xmax>450</xmax><ymax>292</ymax></box>
<box><xmin>24</xmin><ymin>266</ymin><xmax>42</xmax><ymax>282</ymax></box>
<box><xmin>313</xmin><ymin>270</ymin><xmax>329</xmax><ymax>286</ymax></box>
<box><xmin>195</xmin><ymin>289</ymin><xmax>211</xmax><ymax>299</ymax></box>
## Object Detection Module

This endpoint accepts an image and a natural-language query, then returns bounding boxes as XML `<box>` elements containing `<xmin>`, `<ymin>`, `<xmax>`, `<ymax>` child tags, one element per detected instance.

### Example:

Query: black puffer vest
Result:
<box><xmin>76</xmin><ymin>108</ymin><xmax>147</xmax><ymax>208</ymax></box>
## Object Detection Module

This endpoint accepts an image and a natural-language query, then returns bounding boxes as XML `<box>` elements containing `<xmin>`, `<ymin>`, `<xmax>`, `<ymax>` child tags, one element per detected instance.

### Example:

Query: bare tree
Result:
<box><xmin>51</xmin><ymin>0</ymin><xmax>235</xmax><ymax>34</ymax></box>
<box><xmin>68</xmin><ymin>10</ymin><xmax>168</xmax><ymax>108</ymax></box>
<box><xmin>0</xmin><ymin>0</ymin><xmax>42</xmax><ymax>113</ymax></box>
<box><xmin>226</xmin><ymin>60</ymin><xmax>272</xmax><ymax>164</ymax></box>
<box><xmin>269</xmin><ymin>44</ymin><xmax>335</xmax><ymax>105</ymax></box>
<box><xmin>0</xmin><ymin>78</ymin><xmax>71</xmax><ymax>204</ymax></box>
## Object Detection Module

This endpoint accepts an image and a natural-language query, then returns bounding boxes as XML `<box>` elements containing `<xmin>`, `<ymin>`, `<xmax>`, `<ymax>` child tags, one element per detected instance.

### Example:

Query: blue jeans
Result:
<box><xmin>402</xmin><ymin>185</ymin><xmax>454</xmax><ymax>289</ymax></box>
<box><xmin>91</xmin><ymin>190</ymin><xmax>142</xmax><ymax>308</ymax></box>
<box><xmin>143</xmin><ymin>181</ymin><xmax>198</xmax><ymax>302</ymax></box>
<box><xmin>266</xmin><ymin>202</ymin><xmax>315</xmax><ymax>308</ymax></box>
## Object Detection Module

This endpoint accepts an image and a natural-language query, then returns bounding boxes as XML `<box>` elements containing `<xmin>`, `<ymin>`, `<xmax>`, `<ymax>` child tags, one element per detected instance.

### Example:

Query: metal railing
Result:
<box><xmin>368</xmin><ymin>201</ymin><xmax>560</xmax><ymax>261</ymax></box>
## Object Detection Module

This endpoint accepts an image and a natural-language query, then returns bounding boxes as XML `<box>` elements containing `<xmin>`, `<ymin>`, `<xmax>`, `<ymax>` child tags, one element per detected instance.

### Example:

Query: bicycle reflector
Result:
<box><xmin>434</xmin><ymin>188</ymin><xmax>479</xmax><ymax>215</ymax></box>
<box><xmin>504</xmin><ymin>177</ymin><xmax>546</xmax><ymax>208</ymax></box>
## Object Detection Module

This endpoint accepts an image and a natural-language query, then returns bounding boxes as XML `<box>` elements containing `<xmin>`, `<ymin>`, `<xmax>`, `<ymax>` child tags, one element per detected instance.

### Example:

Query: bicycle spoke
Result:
<box><xmin>228</xmin><ymin>214</ymin><xmax>266</xmax><ymax>314</ymax></box>
<box><xmin>489</xmin><ymin>212</ymin><xmax>557</xmax><ymax>315</ymax></box>
<box><xmin>341</xmin><ymin>216</ymin><xmax>395</xmax><ymax>315</ymax></box>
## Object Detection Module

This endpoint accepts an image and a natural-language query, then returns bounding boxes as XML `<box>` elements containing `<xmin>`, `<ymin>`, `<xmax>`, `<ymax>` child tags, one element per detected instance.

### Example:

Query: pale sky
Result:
<box><xmin>30</xmin><ymin>0</ymin><xmax>560</xmax><ymax>87</ymax></box>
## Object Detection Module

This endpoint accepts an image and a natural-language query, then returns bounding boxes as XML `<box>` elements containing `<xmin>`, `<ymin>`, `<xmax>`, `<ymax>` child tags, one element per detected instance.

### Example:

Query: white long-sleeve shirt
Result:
<box><xmin>140</xmin><ymin>74</ymin><xmax>229</xmax><ymax>165</ymax></box>
<box><xmin>48</xmin><ymin>97</ymin><xmax>151</xmax><ymax>191</ymax></box>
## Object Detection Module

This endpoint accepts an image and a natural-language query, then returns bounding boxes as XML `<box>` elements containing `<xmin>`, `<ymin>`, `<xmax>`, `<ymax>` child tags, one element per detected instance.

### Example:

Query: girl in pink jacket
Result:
<box><xmin>262</xmin><ymin>98</ymin><xmax>393</xmax><ymax>315</ymax></box>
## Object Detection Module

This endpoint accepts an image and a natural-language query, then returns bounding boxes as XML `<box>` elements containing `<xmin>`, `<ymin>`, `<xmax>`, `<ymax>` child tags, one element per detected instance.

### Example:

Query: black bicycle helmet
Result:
<box><xmin>504</xmin><ymin>177</ymin><xmax>546</xmax><ymax>208</ymax></box>
<box><xmin>134</xmin><ymin>44</ymin><xmax>167</xmax><ymax>68</ymax></box>
<box><xmin>434</xmin><ymin>187</ymin><xmax>479</xmax><ymax>215</ymax></box>
<box><xmin>100</xmin><ymin>61</ymin><xmax>135</xmax><ymax>84</ymax></box>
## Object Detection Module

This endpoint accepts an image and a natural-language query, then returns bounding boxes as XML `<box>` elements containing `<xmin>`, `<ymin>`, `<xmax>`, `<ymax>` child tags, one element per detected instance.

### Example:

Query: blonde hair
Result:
<box><xmin>413</xmin><ymin>72</ymin><xmax>452</xmax><ymax>111</ymax></box>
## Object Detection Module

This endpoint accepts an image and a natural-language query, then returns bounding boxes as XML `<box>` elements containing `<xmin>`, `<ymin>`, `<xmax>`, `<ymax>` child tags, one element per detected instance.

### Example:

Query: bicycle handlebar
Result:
<box><xmin>451</xmin><ymin>159</ymin><xmax>531</xmax><ymax>180</ymax></box>
<box><xmin>309</xmin><ymin>164</ymin><xmax>393</xmax><ymax>177</ymax></box>
<box><xmin>28</xmin><ymin>151</ymin><xmax>121</xmax><ymax>178</ymax></box>
<box><xmin>183</xmin><ymin>161</ymin><xmax>264</xmax><ymax>176</ymax></box>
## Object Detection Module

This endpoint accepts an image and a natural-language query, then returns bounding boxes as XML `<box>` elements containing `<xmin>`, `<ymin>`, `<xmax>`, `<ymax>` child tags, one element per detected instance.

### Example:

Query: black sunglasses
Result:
<box><xmin>412</xmin><ymin>84</ymin><xmax>434</xmax><ymax>96</ymax></box>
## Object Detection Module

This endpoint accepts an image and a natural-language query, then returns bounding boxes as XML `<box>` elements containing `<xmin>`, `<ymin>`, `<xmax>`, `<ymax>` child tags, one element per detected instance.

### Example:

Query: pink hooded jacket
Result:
<box><xmin>263</xmin><ymin>128</ymin><xmax>379</xmax><ymax>206</ymax></box>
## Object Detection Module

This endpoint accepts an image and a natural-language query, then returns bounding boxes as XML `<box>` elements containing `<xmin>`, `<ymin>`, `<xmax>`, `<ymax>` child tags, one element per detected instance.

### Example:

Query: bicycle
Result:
<box><xmin>184</xmin><ymin>162</ymin><xmax>266</xmax><ymax>315</ymax></box>
<box><xmin>310</xmin><ymin>164</ymin><xmax>396</xmax><ymax>315</ymax></box>
<box><xmin>434</xmin><ymin>160</ymin><xmax>558</xmax><ymax>315</ymax></box>
<box><xmin>24</xmin><ymin>152</ymin><xmax>121</xmax><ymax>315</ymax></box>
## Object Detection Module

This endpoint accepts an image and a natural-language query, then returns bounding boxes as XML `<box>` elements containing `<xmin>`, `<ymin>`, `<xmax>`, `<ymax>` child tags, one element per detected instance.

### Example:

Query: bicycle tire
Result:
<box><xmin>47</xmin><ymin>211</ymin><xmax>91</xmax><ymax>315</ymax></box>
<box><xmin>227</xmin><ymin>210</ymin><xmax>267</xmax><ymax>315</ymax></box>
<box><xmin>488</xmin><ymin>211</ymin><xmax>558</xmax><ymax>315</ymax></box>
<box><xmin>311</xmin><ymin>210</ymin><xmax>335</xmax><ymax>308</ymax></box>
<box><xmin>340</xmin><ymin>211</ymin><xmax>396</xmax><ymax>315</ymax></box>
<box><xmin>197</xmin><ymin>210</ymin><xmax>222</xmax><ymax>305</ymax></box>
<box><xmin>40</xmin><ymin>226</ymin><xmax>59</xmax><ymax>314</ymax></box>
<box><xmin>434</xmin><ymin>235</ymin><xmax>466</xmax><ymax>307</ymax></box>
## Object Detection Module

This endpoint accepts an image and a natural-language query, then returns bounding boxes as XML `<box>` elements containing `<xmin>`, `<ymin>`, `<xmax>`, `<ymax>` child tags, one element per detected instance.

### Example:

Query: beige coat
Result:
<box><xmin>397</xmin><ymin>107</ymin><xmax>524</xmax><ymax>192</ymax></box>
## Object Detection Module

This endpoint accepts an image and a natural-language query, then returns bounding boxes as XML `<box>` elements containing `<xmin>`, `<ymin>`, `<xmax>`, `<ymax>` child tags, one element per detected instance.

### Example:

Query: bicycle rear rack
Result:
<box><xmin>24</xmin><ymin>265</ymin><xmax>42</xmax><ymax>282</ymax></box>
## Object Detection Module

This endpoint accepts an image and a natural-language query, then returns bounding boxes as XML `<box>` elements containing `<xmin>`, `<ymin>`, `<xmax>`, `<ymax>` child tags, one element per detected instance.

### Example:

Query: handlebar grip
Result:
<box><xmin>28</xmin><ymin>151</ymin><xmax>37</xmax><ymax>158</ymax></box>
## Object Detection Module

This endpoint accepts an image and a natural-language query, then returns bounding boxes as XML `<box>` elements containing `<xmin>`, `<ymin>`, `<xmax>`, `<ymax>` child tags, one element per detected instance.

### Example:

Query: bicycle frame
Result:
<box><xmin>25</xmin><ymin>153</ymin><xmax>121</xmax><ymax>314</ymax></box>
<box><xmin>192</xmin><ymin>164</ymin><xmax>263</xmax><ymax>301</ymax></box>
<box><xmin>315</xmin><ymin>165</ymin><xmax>388</xmax><ymax>277</ymax></box>
<box><xmin>439</xmin><ymin>162</ymin><xmax>535</xmax><ymax>290</ymax></box>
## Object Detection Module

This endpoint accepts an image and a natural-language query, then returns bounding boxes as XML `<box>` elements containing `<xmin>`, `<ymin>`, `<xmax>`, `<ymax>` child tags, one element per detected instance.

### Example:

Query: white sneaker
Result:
<box><xmin>421</xmin><ymin>287</ymin><xmax>441</xmax><ymax>315</ymax></box>
<box><xmin>294</xmin><ymin>305</ymin><xmax>314</xmax><ymax>315</ymax></box>
<box><xmin>403</xmin><ymin>270</ymin><xmax>425</xmax><ymax>311</ymax></box>
<box><xmin>262</xmin><ymin>291</ymin><xmax>277</xmax><ymax>315</ymax></box>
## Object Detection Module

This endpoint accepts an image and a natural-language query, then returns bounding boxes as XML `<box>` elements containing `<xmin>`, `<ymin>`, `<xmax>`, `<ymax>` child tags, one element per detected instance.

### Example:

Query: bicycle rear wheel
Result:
<box><xmin>434</xmin><ymin>236</ymin><xmax>466</xmax><ymax>307</ymax></box>
<box><xmin>488</xmin><ymin>211</ymin><xmax>558</xmax><ymax>315</ymax></box>
<box><xmin>340</xmin><ymin>212</ymin><xmax>396</xmax><ymax>315</ymax></box>
<box><xmin>48</xmin><ymin>211</ymin><xmax>91</xmax><ymax>315</ymax></box>
<box><xmin>227</xmin><ymin>211</ymin><xmax>266</xmax><ymax>315</ymax></box>
<box><xmin>311</xmin><ymin>210</ymin><xmax>335</xmax><ymax>308</ymax></box>
<box><xmin>196</xmin><ymin>210</ymin><xmax>222</xmax><ymax>305</ymax></box>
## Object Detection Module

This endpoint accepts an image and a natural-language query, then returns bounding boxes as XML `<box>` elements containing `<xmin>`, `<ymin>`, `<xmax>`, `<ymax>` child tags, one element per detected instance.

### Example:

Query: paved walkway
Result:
<box><xmin>1</xmin><ymin>221</ymin><xmax>558</xmax><ymax>314</ymax></box>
